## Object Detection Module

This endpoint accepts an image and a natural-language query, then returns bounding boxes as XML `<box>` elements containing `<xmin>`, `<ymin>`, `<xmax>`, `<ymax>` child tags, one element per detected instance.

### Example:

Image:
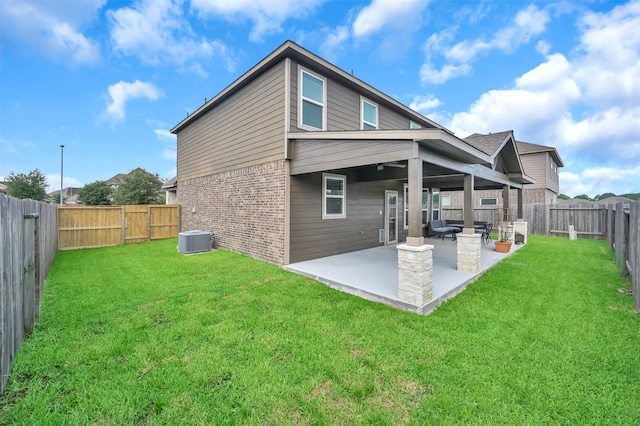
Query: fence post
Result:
<box><xmin>614</xmin><ymin>203</ymin><xmax>626</xmax><ymax>274</ymax></box>
<box><xmin>22</xmin><ymin>214</ymin><xmax>37</xmax><ymax>335</ymax></box>
<box><xmin>608</xmin><ymin>205</ymin><xmax>614</xmax><ymax>248</ymax></box>
<box><xmin>630</xmin><ymin>202</ymin><xmax>639</xmax><ymax>312</ymax></box>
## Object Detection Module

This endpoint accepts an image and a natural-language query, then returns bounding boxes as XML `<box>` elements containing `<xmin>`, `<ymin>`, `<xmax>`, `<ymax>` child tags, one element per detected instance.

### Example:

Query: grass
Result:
<box><xmin>1</xmin><ymin>236</ymin><xmax>639</xmax><ymax>425</ymax></box>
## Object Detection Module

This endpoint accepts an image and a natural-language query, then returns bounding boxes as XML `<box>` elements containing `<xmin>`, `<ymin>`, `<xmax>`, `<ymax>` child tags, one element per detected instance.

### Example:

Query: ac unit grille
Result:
<box><xmin>178</xmin><ymin>230</ymin><xmax>211</xmax><ymax>254</ymax></box>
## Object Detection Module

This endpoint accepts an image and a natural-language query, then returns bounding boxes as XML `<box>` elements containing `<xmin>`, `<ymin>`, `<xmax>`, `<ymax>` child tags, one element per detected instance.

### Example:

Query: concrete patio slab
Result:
<box><xmin>285</xmin><ymin>237</ymin><xmax>523</xmax><ymax>314</ymax></box>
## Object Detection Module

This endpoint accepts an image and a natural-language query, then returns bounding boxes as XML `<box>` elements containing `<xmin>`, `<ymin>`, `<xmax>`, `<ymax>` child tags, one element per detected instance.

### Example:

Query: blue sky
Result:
<box><xmin>1</xmin><ymin>0</ymin><xmax>639</xmax><ymax>197</ymax></box>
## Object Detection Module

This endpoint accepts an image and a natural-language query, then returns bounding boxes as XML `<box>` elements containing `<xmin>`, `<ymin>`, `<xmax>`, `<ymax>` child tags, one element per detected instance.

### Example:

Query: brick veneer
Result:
<box><xmin>177</xmin><ymin>160</ymin><xmax>287</xmax><ymax>265</ymax></box>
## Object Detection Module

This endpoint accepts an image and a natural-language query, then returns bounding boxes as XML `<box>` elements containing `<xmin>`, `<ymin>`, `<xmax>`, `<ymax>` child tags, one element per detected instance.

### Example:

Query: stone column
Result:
<box><xmin>397</xmin><ymin>243</ymin><xmax>434</xmax><ymax>305</ymax></box>
<box><xmin>457</xmin><ymin>232</ymin><xmax>481</xmax><ymax>273</ymax></box>
<box><xmin>513</xmin><ymin>221</ymin><xmax>528</xmax><ymax>244</ymax></box>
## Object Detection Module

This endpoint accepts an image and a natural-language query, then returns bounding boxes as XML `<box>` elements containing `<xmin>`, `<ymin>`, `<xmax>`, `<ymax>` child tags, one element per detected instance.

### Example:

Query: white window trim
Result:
<box><xmin>298</xmin><ymin>67</ymin><xmax>327</xmax><ymax>131</ymax></box>
<box><xmin>410</xmin><ymin>121</ymin><xmax>422</xmax><ymax>129</ymax></box>
<box><xmin>360</xmin><ymin>96</ymin><xmax>378</xmax><ymax>130</ymax></box>
<box><xmin>403</xmin><ymin>184</ymin><xmax>429</xmax><ymax>229</ymax></box>
<box><xmin>322</xmin><ymin>173</ymin><xmax>346</xmax><ymax>219</ymax></box>
<box><xmin>480</xmin><ymin>197</ymin><xmax>498</xmax><ymax>206</ymax></box>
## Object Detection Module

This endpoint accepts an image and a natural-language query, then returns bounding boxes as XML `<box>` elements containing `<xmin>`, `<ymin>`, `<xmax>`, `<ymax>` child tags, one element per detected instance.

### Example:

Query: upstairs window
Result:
<box><xmin>410</xmin><ymin>121</ymin><xmax>422</xmax><ymax>129</ymax></box>
<box><xmin>361</xmin><ymin>97</ymin><xmax>378</xmax><ymax>130</ymax></box>
<box><xmin>300</xmin><ymin>69</ymin><xmax>326</xmax><ymax>130</ymax></box>
<box><xmin>322</xmin><ymin>173</ymin><xmax>346</xmax><ymax>219</ymax></box>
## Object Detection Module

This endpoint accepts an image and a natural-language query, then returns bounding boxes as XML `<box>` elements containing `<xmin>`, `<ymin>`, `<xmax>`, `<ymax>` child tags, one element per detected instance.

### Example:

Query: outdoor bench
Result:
<box><xmin>426</xmin><ymin>220</ymin><xmax>462</xmax><ymax>240</ymax></box>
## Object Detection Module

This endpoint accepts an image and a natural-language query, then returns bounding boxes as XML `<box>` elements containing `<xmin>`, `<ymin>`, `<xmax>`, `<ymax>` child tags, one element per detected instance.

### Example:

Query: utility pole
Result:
<box><xmin>60</xmin><ymin>144</ymin><xmax>64</xmax><ymax>205</ymax></box>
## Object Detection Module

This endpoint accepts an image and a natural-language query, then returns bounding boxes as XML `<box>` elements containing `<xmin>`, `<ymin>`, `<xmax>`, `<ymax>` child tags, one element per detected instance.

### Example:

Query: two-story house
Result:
<box><xmin>440</xmin><ymin>132</ymin><xmax>563</xmax><ymax>214</ymax></box>
<box><xmin>171</xmin><ymin>41</ymin><xmax>533</xmax><ymax>267</ymax></box>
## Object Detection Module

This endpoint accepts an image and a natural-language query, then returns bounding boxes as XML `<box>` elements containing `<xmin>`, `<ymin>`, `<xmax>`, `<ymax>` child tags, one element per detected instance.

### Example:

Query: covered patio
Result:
<box><xmin>286</xmin><ymin>237</ymin><xmax>524</xmax><ymax>314</ymax></box>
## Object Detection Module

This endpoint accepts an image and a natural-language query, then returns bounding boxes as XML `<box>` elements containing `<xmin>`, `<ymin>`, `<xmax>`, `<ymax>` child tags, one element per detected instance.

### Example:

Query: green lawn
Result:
<box><xmin>1</xmin><ymin>236</ymin><xmax>639</xmax><ymax>425</ymax></box>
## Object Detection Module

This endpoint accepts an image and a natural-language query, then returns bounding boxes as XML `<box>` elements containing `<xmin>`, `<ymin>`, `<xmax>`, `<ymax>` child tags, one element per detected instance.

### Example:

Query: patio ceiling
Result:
<box><xmin>288</xmin><ymin>129</ymin><xmax>532</xmax><ymax>190</ymax></box>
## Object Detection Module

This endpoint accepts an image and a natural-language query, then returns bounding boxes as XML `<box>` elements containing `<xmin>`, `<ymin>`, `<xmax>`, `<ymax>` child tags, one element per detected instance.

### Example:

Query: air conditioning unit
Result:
<box><xmin>178</xmin><ymin>230</ymin><xmax>211</xmax><ymax>254</ymax></box>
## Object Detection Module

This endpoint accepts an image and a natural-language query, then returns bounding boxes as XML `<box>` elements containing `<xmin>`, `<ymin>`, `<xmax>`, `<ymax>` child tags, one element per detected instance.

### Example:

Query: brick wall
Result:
<box><xmin>177</xmin><ymin>160</ymin><xmax>287</xmax><ymax>264</ymax></box>
<box><xmin>443</xmin><ymin>187</ymin><xmax>550</xmax><ymax>208</ymax></box>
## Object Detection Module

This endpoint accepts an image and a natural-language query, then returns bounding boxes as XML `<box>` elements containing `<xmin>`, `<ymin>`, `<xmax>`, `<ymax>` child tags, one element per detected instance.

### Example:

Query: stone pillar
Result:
<box><xmin>397</xmin><ymin>243</ymin><xmax>434</xmax><ymax>305</ymax></box>
<box><xmin>457</xmin><ymin>232</ymin><xmax>481</xmax><ymax>273</ymax></box>
<box><xmin>513</xmin><ymin>221</ymin><xmax>528</xmax><ymax>244</ymax></box>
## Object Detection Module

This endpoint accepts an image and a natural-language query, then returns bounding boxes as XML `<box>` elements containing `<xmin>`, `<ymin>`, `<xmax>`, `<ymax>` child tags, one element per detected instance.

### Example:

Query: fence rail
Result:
<box><xmin>0</xmin><ymin>195</ymin><xmax>58</xmax><ymax>394</ymax></box>
<box><xmin>58</xmin><ymin>205</ymin><xmax>181</xmax><ymax>250</ymax></box>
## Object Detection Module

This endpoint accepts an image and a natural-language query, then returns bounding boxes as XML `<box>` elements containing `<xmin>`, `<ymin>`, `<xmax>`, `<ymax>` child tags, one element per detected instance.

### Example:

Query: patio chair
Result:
<box><xmin>481</xmin><ymin>223</ymin><xmax>493</xmax><ymax>244</ymax></box>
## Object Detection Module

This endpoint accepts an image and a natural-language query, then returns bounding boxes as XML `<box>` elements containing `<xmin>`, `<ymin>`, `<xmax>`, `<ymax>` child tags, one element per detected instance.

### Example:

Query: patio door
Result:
<box><xmin>385</xmin><ymin>190</ymin><xmax>398</xmax><ymax>245</ymax></box>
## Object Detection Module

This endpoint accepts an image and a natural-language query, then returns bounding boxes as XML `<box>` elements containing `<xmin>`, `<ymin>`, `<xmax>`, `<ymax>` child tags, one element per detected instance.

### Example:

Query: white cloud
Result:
<box><xmin>162</xmin><ymin>149</ymin><xmax>177</xmax><ymax>161</ymax></box>
<box><xmin>154</xmin><ymin>129</ymin><xmax>175</xmax><ymax>141</ymax></box>
<box><xmin>423</xmin><ymin>4</ymin><xmax>550</xmax><ymax>84</ymax></box>
<box><xmin>0</xmin><ymin>0</ymin><xmax>103</xmax><ymax>65</ymax></box>
<box><xmin>108</xmin><ymin>0</ymin><xmax>233</xmax><ymax>74</ymax></box>
<box><xmin>560</xmin><ymin>166</ymin><xmax>640</xmax><ymax>197</ymax></box>
<box><xmin>191</xmin><ymin>0</ymin><xmax>325</xmax><ymax>42</ymax></box>
<box><xmin>319</xmin><ymin>26</ymin><xmax>349</xmax><ymax>63</ymax></box>
<box><xmin>436</xmin><ymin>2</ymin><xmax>640</xmax><ymax>196</ymax></box>
<box><xmin>352</xmin><ymin>0</ymin><xmax>428</xmax><ymax>38</ymax></box>
<box><xmin>420</xmin><ymin>63</ymin><xmax>471</xmax><ymax>85</ymax></box>
<box><xmin>104</xmin><ymin>81</ymin><xmax>164</xmax><ymax>122</ymax></box>
<box><xmin>409</xmin><ymin>95</ymin><xmax>441</xmax><ymax>114</ymax></box>
<box><xmin>46</xmin><ymin>174</ymin><xmax>84</xmax><ymax>193</ymax></box>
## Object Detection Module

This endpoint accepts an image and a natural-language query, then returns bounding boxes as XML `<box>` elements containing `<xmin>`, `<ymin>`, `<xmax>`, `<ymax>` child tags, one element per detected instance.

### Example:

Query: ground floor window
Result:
<box><xmin>480</xmin><ymin>198</ymin><xmax>498</xmax><ymax>206</ymax></box>
<box><xmin>322</xmin><ymin>173</ymin><xmax>346</xmax><ymax>219</ymax></box>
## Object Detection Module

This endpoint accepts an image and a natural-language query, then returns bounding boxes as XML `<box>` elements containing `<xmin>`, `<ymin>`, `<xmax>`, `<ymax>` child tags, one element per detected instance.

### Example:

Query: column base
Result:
<box><xmin>397</xmin><ymin>244</ymin><xmax>434</xmax><ymax>305</ymax></box>
<box><xmin>456</xmin><ymin>233</ymin><xmax>481</xmax><ymax>273</ymax></box>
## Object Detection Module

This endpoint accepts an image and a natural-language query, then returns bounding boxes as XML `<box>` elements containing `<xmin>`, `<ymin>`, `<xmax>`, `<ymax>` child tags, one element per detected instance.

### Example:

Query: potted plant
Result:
<box><xmin>495</xmin><ymin>226</ymin><xmax>513</xmax><ymax>253</ymax></box>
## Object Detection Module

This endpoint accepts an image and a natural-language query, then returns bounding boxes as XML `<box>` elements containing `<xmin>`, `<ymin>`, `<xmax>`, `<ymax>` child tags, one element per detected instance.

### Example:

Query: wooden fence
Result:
<box><xmin>444</xmin><ymin>204</ymin><xmax>607</xmax><ymax>238</ymax></box>
<box><xmin>0</xmin><ymin>195</ymin><xmax>58</xmax><ymax>393</ymax></box>
<box><xmin>58</xmin><ymin>205</ymin><xmax>181</xmax><ymax>250</ymax></box>
<box><xmin>445</xmin><ymin>202</ymin><xmax>639</xmax><ymax>312</ymax></box>
<box><xmin>606</xmin><ymin>202</ymin><xmax>640</xmax><ymax>312</ymax></box>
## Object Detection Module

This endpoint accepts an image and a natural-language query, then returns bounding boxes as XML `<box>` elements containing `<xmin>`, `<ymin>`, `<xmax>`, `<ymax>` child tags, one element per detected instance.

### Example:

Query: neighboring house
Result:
<box><xmin>105</xmin><ymin>172</ymin><xmax>128</xmax><ymax>189</ymax></box>
<box><xmin>441</xmin><ymin>133</ymin><xmax>563</xmax><ymax>210</ymax></box>
<box><xmin>48</xmin><ymin>187</ymin><xmax>84</xmax><ymax>205</ymax></box>
<box><xmin>162</xmin><ymin>176</ymin><xmax>177</xmax><ymax>204</ymax></box>
<box><xmin>171</xmin><ymin>41</ymin><xmax>533</xmax><ymax>265</ymax></box>
<box><xmin>0</xmin><ymin>182</ymin><xmax>6</xmax><ymax>194</ymax></box>
<box><xmin>596</xmin><ymin>196</ymin><xmax>633</xmax><ymax>208</ymax></box>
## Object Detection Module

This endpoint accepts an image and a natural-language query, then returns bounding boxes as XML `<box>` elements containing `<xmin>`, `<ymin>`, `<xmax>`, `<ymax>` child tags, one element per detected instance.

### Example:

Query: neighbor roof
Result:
<box><xmin>515</xmin><ymin>140</ymin><xmax>564</xmax><ymax>167</ymax></box>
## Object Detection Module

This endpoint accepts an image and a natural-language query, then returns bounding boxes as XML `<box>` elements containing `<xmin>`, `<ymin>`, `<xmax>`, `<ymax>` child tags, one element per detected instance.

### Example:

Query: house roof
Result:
<box><xmin>463</xmin><ymin>131</ymin><xmax>514</xmax><ymax>157</ymax></box>
<box><xmin>162</xmin><ymin>176</ymin><xmax>177</xmax><ymax>189</ymax></box>
<box><xmin>515</xmin><ymin>140</ymin><xmax>564</xmax><ymax>167</ymax></box>
<box><xmin>105</xmin><ymin>173</ymin><xmax>127</xmax><ymax>186</ymax></box>
<box><xmin>171</xmin><ymin>40</ymin><xmax>445</xmax><ymax>135</ymax></box>
<box><xmin>596</xmin><ymin>196</ymin><xmax>633</xmax><ymax>206</ymax></box>
<box><xmin>462</xmin><ymin>131</ymin><xmax>534</xmax><ymax>185</ymax></box>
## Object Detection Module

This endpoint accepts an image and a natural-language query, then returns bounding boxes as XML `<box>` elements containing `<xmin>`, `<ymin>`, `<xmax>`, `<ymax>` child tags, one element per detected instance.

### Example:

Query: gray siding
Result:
<box><xmin>178</xmin><ymin>61</ymin><xmax>286</xmax><ymax>181</ymax></box>
<box><xmin>289</xmin><ymin>60</ymin><xmax>423</xmax><ymax>132</ymax></box>
<box><xmin>521</xmin><ymin>152</ymin><xmax>547</xmax><ymax>189</ymax></box>
<box><xmin>290</xmin><ymin>140</ymin><xmax>414</xmax><ymax>175</ymax></box>
<box><xmin>289</xmin><ymin>172</ymin><xmax>406</xmax><ymax>263</ymax></box>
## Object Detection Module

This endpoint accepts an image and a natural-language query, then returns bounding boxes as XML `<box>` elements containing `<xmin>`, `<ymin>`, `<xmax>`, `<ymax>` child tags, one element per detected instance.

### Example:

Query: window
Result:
<box><xmin>361</xmin><ymin>97</ymin><xmax>378</xmax><ymax>130</ymax></box>
<box><xmin>410</xmin><ymin>121</ymin><xmax>422</xmax><ymax>129</ymax></box>
<box><xmin>480</xmin><ymin>198</ymin><xmax>497</xmax><ymax>206</ymax></box>
<box><xmin>432</xmin><ymin>189</ymin><xmax>440</xmax><ymax>220</ymax></box>
<box><xmin>299</xmin><ymin>69</ymin><xmax>326</xmax><ymax>130</ymax></box>
<box><xmin>322</xmin><ymin>173</ymin><xmax>346</xmax><ymax>219</ymax></box>
<box><xmin>403</xmin><ymin>184</ymin><xmax>429</xmax><ymax>229</ymax></box>
<box><xmin>441</xmin><ymin>194</ymin><xmax>450</xmax><ymax>207</ymax></box>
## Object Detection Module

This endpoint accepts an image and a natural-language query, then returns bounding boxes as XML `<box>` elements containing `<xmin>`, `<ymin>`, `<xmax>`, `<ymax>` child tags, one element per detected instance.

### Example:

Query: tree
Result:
<box><xmin>574</xmin><ymin>194</ymin><xmax>593</xmax><ymax>201</ymax></box>
<box><xmin>78</xmin><ymin>180</ymin><xmax>112</xmax><ymax>205</ymax></box>
<box><xmin>112</xmin><ymin>168</ymin><xmax>164</xmax><ymax>205</ymax></box>
<box><xmin>6</xmin><ymin>169</ymin><xmax>47</xmax><ymax>201</ymax></box>
<box><xmin>594</xmin><ymin>192</ymin><xmax>616</xmax><ymax>201</ymax></box>
<box><xmin>558</xmin><ymin>193</ymin><xmax>571</xmax><ymax>200</ymax></box>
